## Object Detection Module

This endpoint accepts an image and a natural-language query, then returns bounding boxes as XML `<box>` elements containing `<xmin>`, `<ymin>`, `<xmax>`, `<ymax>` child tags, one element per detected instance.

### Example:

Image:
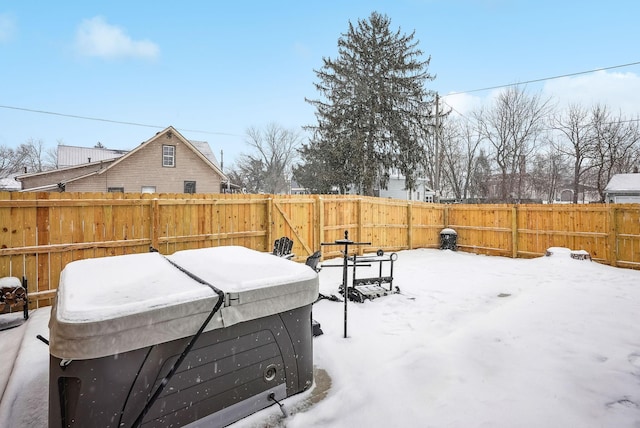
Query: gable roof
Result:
<box><xmin>604</xmin><ymin>173</ymin><xmax>640</xmax><ymax>193</ymax></box>
<box><xmin>15</xmin><ymin>126</ymin><xmax>227</xmax><ymax>191</ymax></box>
<box><xmin>96</xmin><ymin>126</ymin><xmax>226</xmax><ymax>179</ymax></box>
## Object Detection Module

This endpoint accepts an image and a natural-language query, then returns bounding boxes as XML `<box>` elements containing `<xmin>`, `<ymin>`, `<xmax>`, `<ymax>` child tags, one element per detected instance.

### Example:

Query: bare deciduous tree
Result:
<box><xmin>551</xmin><ymin>104</ymin><xmax>595</xmax><ymax>203</ymax></box>
<box><xmin>440</xmin><ymin>117</ymin><xmax>483</xmax><ymax>202</ymax></box>
<box><xmin>1</xmin><ymin>138</ymin><xmax>57</xmax><ymax>178</ymax></box>
<box><xmin>22</xmin><ymin>138</ymin><xmax>54</xmax><ymax>173</ymax></box>
<box><xmin>528</xmin><ymin>144</ymin><xmax>568</xmax><ymax>202</ymax></box>
<box><xmin>468</xmin><ymin>148</ymin><xmax>492</xmax><ymax>201</ymax></box>
<box><xmin>475</xmin><ymin>86</ymin><xmax>552</xmax><ymax>202</ymax></box>
<box><xmin>0</xmin><ymin>145</ymin><xmax>26</xmax><ymax>177</ymax></box>
<box><xmin>236</xmin><ymin>123</ymin><xmax>302</xmax><ymax>194</ymax></box>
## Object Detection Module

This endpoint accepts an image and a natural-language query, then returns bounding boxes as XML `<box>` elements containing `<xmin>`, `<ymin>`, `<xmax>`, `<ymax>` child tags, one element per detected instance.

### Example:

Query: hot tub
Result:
<box><xmin>48</xmin><ymin>246</ymin><xmax>318</xmax><ymax>428</ymax></box>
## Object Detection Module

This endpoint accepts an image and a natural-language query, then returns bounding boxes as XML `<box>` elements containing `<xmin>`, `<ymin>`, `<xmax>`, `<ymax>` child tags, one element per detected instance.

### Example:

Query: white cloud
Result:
<box><xmin>543</xmin><ymin>70</ymin><xmax>640</xmax><ymax>116</ymax></box>
<box><xmin>443</xmin><ymin>69</ymin><xmax>640</xmax><ymax>119</ymax></box>
<box><xmin>74</xmin><ymin>16</ymin><xmax>159</xmax><ymax>60</ymax></box>
<box><xmin>440</xmin><ymin>91</ymin><xmax>483</xmax><ymax>117</ymax></box>
<box><xmin>0</xmin><ymin>14</ymin><xmax>16</xmax><ymax>44</ymax></box>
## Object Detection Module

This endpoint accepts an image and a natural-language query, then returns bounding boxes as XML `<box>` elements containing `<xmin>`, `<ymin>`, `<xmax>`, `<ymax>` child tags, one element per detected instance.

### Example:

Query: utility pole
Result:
<box><xmin>434</xmin><ymin>93</ymin><xmax>440</xmax><ymax>203</ymax></box>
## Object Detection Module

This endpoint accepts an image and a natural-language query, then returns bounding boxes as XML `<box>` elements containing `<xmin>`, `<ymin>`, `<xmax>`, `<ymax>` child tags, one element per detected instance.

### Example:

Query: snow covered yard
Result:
<box><xmin>237</xmin><ymin>248</ymin><xmax>640</xmax><ymax>428</ymax></box>
<box><xmin>1</xmin><ymin>248</ymin><xmax>640</xmax><ymax>427</ymax></box>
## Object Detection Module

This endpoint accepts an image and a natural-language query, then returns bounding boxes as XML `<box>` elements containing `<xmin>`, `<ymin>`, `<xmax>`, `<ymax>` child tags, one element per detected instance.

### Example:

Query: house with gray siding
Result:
<box><xmin>604</xmin><ymin>173</ymin><xmax>640</xmax><ymax>203</ymax></box>
<box><xmin>16</xmin><ymin>126</ymin><xmax>228</xmax><ymax>193</ymax></box>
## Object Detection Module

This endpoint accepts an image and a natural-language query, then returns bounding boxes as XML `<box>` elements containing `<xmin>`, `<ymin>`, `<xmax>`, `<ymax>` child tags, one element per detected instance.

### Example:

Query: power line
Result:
<box><xmin>0</xmin><ymin>104</ymin><xmax>242</xmax><ymax>137</ymax></box>
<box><xmin>3</xmin><ymin>60</ymin><xmax>640</xmax><ymax>138</ymax></box>
<box><xmin>443</xmin><ymin>61</ymin><xmax>640</xmax><ymax>97</ymax></box>
<box><xmin>440</xmin><ymin>99</ymin><xmax>470</xmax><ymax>120</ymax></box>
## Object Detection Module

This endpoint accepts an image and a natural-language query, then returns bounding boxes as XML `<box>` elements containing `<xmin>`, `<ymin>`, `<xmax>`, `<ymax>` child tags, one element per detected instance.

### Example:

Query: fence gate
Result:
<box><xmin>270</xmin><ymin>198</ymin><xmax>317</xmax><ymax>260</ymax></box>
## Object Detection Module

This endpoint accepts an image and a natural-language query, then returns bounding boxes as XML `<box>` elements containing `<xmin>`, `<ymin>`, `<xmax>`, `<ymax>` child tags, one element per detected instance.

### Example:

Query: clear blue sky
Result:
<box><xmin>1</xmin><ymin>1</ymin><xmax>639</xmax><ymax>167</ymax></box>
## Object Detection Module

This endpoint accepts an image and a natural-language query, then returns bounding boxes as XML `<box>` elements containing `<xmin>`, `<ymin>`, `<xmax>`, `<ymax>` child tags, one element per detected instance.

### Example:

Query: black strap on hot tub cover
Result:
<box><xmin>131</xmin><ymin>256</ymin><xmax>225</xmax><ymax>428</ymax></box>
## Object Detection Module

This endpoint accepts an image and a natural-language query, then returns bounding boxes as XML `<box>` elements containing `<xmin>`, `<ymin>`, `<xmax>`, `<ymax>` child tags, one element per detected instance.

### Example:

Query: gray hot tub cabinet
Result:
<box><xmin>48</xmin><ymin>246</ymin><xmax>319</xmax><ymax>428</ymax></box>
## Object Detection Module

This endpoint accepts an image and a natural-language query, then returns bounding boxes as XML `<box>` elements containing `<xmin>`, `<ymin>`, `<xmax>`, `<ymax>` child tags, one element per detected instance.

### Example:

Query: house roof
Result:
<box><xmin>0</xmin><ymin>177</ymin><xmax>21</xmax><ymax>191</ymax></box>
<box><xmin>16</xmin><ymin>127</ymin><xmax>227</xmax><ymax>191</ymax></box>
<box><xmin>604</xmin><ymin>173</ymin><xmax>640</xmax><ymax>193</ymax></box>
<box><xmin>190</xmin><ymin>140</ymin><xmax>222</xmax><ymax>170</ymax></box>
<box><xmin>57</xmin><ymin>145</ymin><xmax>128</xmax><ymax>168</ymax></box>
<box><xmin>16</xmin><ymin>159</ymin><xmax>116</xmax><ymax>180</ymax></box>
<box><xmin>96</xmin><ymin>126</ymin><xmax>226</xmax><ymax>179</ymax></box>
<box><xmin>16</xmin><ymin>163</ymin><xmax>115</xmax><ymax>192</ymax></box>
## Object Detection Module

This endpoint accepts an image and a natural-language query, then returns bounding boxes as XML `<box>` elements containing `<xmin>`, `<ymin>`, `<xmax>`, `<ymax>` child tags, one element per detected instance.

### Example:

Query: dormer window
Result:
<box><xmin>163</xmin><ymin>145</ymin><xmax>175</xmax><ymax>167</ymax></box>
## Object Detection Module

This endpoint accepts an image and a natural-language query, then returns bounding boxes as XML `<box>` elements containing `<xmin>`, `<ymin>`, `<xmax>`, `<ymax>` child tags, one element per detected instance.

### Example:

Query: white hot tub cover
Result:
<box><xmin>49</xmin><ymin>246</ymin><xmax>319</xmax><ymax>360</ymax></box>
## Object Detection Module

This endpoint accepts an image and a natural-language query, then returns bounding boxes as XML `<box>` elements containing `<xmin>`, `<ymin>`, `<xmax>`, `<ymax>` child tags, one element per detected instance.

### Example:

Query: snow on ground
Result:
<box><xmin>0</xmin><ymin>308</ymin><xmax>50</xmax><ymax>427</ymax></box>
<box><xmin>1</xmin><ymin>248</ymin><xmax>640</xmax><ymax>427</ymax></box>
<box><xmin>235</xmin><ymin>248</ymin><xmax>640</xmax><ymax>428</ymax></box>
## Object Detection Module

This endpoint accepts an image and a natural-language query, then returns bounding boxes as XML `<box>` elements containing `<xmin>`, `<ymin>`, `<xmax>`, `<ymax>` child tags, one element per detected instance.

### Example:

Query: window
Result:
<box><xmin>141</xmin><ymin>186</ymin><xmax>156</xmax><ymax>194</ymax></box>
<box><xmin>108</xmin><ymin>187</ymin><xmax>124</xmax><ymax>193</ymax></box>
<box><xmin>163</xmin><ymin>145</ymin><xmax>175</xmax><ymax>167</ymax></box>
<box><xmin>184</xmin><ymin>181</ymin><xmax>196</xmax><ymax>194</ymax></box>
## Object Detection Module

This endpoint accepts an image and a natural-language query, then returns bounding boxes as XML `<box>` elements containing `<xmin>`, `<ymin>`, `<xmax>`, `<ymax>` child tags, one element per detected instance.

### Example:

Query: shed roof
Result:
<box><xmin>604</xmin><ymin>173</ymin><xmax>640</xmax><ymax>193</ymax></box>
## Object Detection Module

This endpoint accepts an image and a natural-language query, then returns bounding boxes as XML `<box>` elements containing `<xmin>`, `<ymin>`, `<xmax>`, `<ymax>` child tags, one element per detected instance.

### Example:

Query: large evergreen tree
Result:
<box><xmin>302</xmin><ymin>11</ymin><xmax>435</xmax><ymax>195</ymax></box>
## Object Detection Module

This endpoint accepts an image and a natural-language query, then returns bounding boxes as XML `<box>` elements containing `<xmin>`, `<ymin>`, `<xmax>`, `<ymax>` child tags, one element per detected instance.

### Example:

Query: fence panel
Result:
<box><xmin>516</xmin><ymin>205</ymin><xmax>610</xmax><ymax>262</ymax></box>
<box><xmin>447</xmin><ymin>205</ymin><xmax>513</xmax><ymax>256</ymax></box>
<box><xmin>155</xmin><ymin>194</ymin><xmax>270</xmax><ymax>253</ymax></box>
<box><xmin>362</xmin><ymin>198</ymin><xmax>409</xmax><ymax>252</ymax></box>
<box><xmin>615</xmin><ymin>204</ymin><xmax>640</xmax><ymax>269</ymax></box>
<box><xmin>409</xmin><ymin>203</ymin><xmax>445</xmax><ymax>249</ymax></box>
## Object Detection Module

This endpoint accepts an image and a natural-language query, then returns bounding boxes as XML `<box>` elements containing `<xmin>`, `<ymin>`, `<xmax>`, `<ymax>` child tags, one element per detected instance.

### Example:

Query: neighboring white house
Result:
<box><xmin>378</xmin><ymin>170</ymin><xmax>436</xmax><ymax>202</ymax></box>
<box><xmin>342</xmin><ymin>169</ymin><xmax>436</xmax><ymax>201</ymax></box>
<box><xmin>604</xmin><ymin>173</ymin><xmax>640</xmax><ymax>203</ymax></box>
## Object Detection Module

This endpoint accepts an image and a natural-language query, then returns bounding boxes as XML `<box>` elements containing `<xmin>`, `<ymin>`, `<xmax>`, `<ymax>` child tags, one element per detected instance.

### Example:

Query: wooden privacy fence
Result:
<box><xmin>1</xmin><ymin>192</ymin><xmax>639</xmax><ymax>308</ymax></box>
<box><xmin>446</xmin><ymin>203</ymin><xmax>640</xmax><ymax>269</ymax></box>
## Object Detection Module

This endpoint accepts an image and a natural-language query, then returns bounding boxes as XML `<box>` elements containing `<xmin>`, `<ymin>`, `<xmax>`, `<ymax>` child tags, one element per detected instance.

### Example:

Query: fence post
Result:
<box><xmin>511</xmin><ymin>205</ymin><xmax>518</xmax><ymax>258</ymax></box>
<box><xmin>443</xmin><ymin>204</ymin><xmax>449</xmax><ymax>227</ymax></box>
<box><xmin>151</xmin><ymin>198</ymin><xmax>160</xmax><ymax>251</ymax></box>
<box><xmin>357</xmin><ymin>198</ymin><xmax>364</xmax><ymax>255</ymax></box>
<box><xmin>267</xmin><ymin>197</ymin><xmax>273</xmax><ymax>251</ymax></box>
<box><xmin>407</xmin><ymin>202</ymin><xmax>413</xmax><ymax>250</ymax></box>
<box><xmin>315</xmin><ymin>195</ymin><xmax>324</xmax><ymax>252</ymax></box>
<box><xmin>608</xmin><ymin>206</ymin><xmax>618</xmax><ymax>267</ymax></box>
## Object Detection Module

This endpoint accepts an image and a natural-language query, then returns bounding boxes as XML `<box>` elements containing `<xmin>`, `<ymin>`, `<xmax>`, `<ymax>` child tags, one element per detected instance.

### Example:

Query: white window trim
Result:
<box><xmin>163</xmin><ymin>145</ymin><xmax>175</xmax><ymax>167</ymax></box>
